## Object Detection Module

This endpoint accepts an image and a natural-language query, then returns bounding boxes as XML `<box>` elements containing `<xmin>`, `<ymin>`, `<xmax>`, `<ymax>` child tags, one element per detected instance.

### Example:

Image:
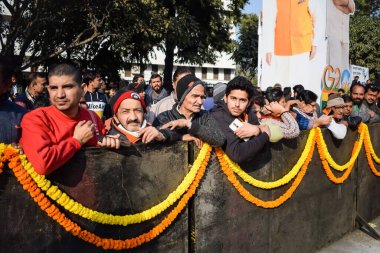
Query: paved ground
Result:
<box><xmin>318</xmin><ymin>216</ymin><xmax>380</xmax><ymax>253</ymax></box>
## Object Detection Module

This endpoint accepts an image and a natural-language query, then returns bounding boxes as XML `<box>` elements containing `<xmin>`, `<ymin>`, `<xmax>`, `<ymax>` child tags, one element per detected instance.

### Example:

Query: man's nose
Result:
<box><xmin>57</xmin><ymin>88</ymin><xmax>65</xmax><ymax>98</ymax></box>
<box><xmin>129</xmin><ymin>112</ymin><xmax>137</xmax><ymax>120</ymax></box>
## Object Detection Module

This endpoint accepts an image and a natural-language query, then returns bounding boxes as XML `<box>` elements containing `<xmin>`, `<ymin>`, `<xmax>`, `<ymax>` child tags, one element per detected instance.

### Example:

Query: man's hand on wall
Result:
<box><xmin>182</xmin><ymin>134</ymin><xmax>203</xmax><ymax>149</ymax></box>
<box><xmin>140</xmin><ymin>127</ymin><xmax>165</xmax><ymax>144</ymax></box>
<box><xmin>98</xmin><ymin>134</ymin><xmax>120</xmax><ymax>149</ymax></box>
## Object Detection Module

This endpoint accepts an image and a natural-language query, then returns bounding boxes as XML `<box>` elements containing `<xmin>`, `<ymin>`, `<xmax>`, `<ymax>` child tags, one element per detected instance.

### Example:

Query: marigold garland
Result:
<box><xmin>1</xmin><ymin>122</ymin><xmax>380</xmax><ymax>248</ymax></box>
<box><xmin>215</xmin><ymin>132</ymin><xmax>315</xmax><ymax>208</ymax></box>
<box><xmin>315</xmin><ymin>123</ymin><xmax>364</xmax><ymax>172</ymax></box>
<box><xmin>226</xmin><ymin>128</ymin><xmax>316</xmax><ymax>189</ymax></box>
<box><xmin>3</xmin><ymin>144</ymin><xmax>211</xmax><ymax>250</ymax></box>
<box><xmin>0</xmin><ymin>143</ymin><xmax>6</xmax><ymax>173</ymax></box>
<box><xmin>316</xmin><ymin>124</ymin><xmax>364</xmax><ymax>184</ymax></box>
<box><xmin>15</xmin><ymin>143</ymin><xmax>211</xmax><ymax>226</ymax></box>
<box><xmin>363</xmin><ymin>124</ymin><xmax>380</xmax><ymax>164</ymax></box>
<box><xmin>362</xmin><ymin>124</ymin><xmax>380</xmax><ymax>176</ymax></box>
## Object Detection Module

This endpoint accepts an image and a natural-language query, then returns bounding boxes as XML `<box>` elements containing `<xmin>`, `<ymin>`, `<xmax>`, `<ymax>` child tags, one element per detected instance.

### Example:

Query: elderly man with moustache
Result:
<box><xmin>154</xmin><ymin>74</ymin><xmax>225</xmax><ymax>148</ymax></box>
<box><xmin>107</xmin><ymin>89</ymin><xmax>169</xmax><ymax>145</ymax></box>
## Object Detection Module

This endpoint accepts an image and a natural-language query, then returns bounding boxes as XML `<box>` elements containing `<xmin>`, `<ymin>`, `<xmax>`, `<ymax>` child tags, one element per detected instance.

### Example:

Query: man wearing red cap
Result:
<box><xmin>107</xmin><ymin>90</ymin><xmax>168</xmax><ymax>144</ymax></box>
<box><xmin>20</xmin><ymin>63</ymin><xmax>120</xmax><ymax>175</ymax></box>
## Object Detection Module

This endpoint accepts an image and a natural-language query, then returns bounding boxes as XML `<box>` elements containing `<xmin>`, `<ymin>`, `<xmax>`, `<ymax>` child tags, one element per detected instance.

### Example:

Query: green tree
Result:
<box><xmin>158</xmin><ymin>0</ymin><xmax>248</xmax><ymax>90</ymax></box>
<box><xmin>0</xmin><ymin>0</ymin><xmax>167</xmax><ymax>75</ymax></box>
<box><xmin>350</xmin><ymin>1</ymin><xmax>380</xmax><ymax>78</ymax></box>
<box><xmin>232</xmin><ymin>13</ymin><xmax>258</xmax><ymax>81</ymax></box>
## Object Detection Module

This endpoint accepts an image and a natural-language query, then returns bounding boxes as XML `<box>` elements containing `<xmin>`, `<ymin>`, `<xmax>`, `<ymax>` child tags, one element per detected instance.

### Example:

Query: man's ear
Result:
<box><xmin>81</xmin><ymin>83</ymin><xmax>87</xmax><ymax>96</ymax></box>
<box><xmin>223</xmin><ymin>94</ymin><xmax>227</xmax><ymax>103</ymax></box>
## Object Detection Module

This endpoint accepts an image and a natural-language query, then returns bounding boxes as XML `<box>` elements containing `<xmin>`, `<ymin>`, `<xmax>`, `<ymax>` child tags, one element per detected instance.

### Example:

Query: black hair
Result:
<box><xmin>225</xmin><ymin>76</ymin><xmax>255</xmax><ymax>100</ymax></box>
<box><xmin>150</xmin><ymin>73</ymin><xmax>162</xmax><ymax>82</ymax></box>
<box><xmin>28</xmin><ymin>72</ymin><xmax>47</xmax><ymax>87</ymax></box>
<box><xmin>342</xmin><ymin>94</ymin><xmax>353</xmax><ymax>103</ymax></box>
<box><xmin>206</xmin><ymin>87</ymin><xmax>213</xmax><ymax>97</ymax></box>
<box><xmin>283</xmin><ymin>87</ymin><xmax>291</xmax><ymax>102</ymax></box>
<box><xmin>173</xmin><ymin>67</ymin><xmax>192</xmax><ymax>83</ymax></box>
<box><xmin>365</xmin><ymin>84</ymin><xmax>380</xmax><ymax>93</ymax></box>
<box><xmin>266</xmin><ymin>88</ymin><xmax>284</xmax><ymax>103</ymax></box>
<box><xmin>283</xmin><ymin>87</ymin><xmax>291</xmax><ymax>96</ymax></box>
<box><xmin>298</xmin><ymin>90</ymin><xmax>318</xmax><ymax>104</ymax></box>
<box><xmin>82</xmin><ymin>70</ymin><xmax>101</xmax><ymax>85</ymax></box>
<box><xmin>293</xmin><ymin>84</ymin><xmax>304</xmax><ymax>95</ymax></box>
<box><xmin>253</xmin><ymin>94</ymin><xmax>265</xmax><ymax>108</ymax></box>
<box><xmin>132</xmin><ymin>74</ymin><xmax>144</xmax><ymax>83</ymax></box>
<box><xmin>337</xmin><ymin>88</ymin><xmax>345</xmax><ymax>94</ymax></box>
<box><xmin>349</xmin><ymin>82</ymin><xmax>365</xmax><ymax>94</ymax></box>
<box><xmin>48</xmin><ymin>63</ymin><xmax>82</xmax><ymax>85</ymax></box>
<box><xmin>0</xmin><ymin>56</ymin><xmax>15</xmax><ymax>86</ymax></box>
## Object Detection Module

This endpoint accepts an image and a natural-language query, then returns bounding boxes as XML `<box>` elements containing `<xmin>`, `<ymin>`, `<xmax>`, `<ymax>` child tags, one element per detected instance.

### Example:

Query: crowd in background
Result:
<box><xmin>1</xmin><ymin>57</ymin><xmax>379</xmax><ymax>176</ymax></box>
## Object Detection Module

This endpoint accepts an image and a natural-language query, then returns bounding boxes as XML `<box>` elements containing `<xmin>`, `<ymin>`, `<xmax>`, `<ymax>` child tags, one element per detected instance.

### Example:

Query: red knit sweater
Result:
<box><xmin>20</xmin><ymin>105</ymin><xmax>105</xmax><ymax>175</ymax></box>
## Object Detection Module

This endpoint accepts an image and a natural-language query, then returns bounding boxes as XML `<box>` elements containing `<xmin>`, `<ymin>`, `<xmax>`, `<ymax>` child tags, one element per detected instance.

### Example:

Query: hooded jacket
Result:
<box><xmin>211</xmin><ymin>100</ymin><xmax>269</xmax><ymax>164</ymax></box>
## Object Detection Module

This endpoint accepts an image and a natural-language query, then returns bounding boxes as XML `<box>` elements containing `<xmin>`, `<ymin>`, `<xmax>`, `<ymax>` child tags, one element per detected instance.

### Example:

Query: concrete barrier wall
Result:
<box><xmin>0</xmin><ymin>142</ymin><xmax>190</xmax><ymax>253</ymax></box>
<box><xmin>357</xmin><ymin>124</ymin><xmax>380</xmax><ymax>221</ymax></box>
<box><xmin>193</xmin><ymin>129</ymin><xmax>357</xmax><ymax>253</ymax></box>
<box><xmin>0</xmin><ymin>126</ymin><xmax>379</xmax><ymax>252</ymax></box>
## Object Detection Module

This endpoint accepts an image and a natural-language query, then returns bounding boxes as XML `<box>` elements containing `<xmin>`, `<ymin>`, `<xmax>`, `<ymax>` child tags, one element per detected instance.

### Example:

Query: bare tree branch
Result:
<box><xmin>20</xmin><ymin>31</ymin><xmax>109</xmax><ymax>70</ymax></box>
<box><xmin>1</xmin><ymin>0</ymin><xmax>14</xmax><ymax>15</ymax></box>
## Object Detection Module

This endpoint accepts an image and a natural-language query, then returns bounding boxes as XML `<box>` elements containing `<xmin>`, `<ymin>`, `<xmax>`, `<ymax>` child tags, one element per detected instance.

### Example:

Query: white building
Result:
<box><xmin>119</xmin><ymin>0</ymin><xmax>237</xmax><ymax>85</ymax></box>
<box><xmin>119</xmin><ymin>49</ymin><xmax>236</xmax><ymax>85</ymax></box>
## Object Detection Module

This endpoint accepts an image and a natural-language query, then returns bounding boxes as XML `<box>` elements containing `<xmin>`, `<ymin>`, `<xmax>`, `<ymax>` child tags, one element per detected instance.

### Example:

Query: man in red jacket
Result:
<box><xmin>20</xmin><ymin>63</ymin><xmax>120</xmax><ymax>175</ymax></box>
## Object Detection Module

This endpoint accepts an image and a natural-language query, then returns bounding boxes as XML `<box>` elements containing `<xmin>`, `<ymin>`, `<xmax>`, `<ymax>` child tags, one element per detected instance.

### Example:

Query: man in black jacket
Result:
<box><xmin>154</xmin><ymin>74</ymin><xmax>225</xmax><ymax>147</ymax></box>
<box><xmin>211</xmin><ymin>76</ymin><xmax>270</xmax><ymax>164</ymax></box>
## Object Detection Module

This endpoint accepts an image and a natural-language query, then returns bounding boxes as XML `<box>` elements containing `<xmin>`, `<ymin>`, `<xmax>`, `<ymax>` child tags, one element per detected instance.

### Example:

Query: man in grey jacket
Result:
<box><xmin>350</xmin><ymin>83</ymin><xmax>380</xmax><ymax>123</ymax></box>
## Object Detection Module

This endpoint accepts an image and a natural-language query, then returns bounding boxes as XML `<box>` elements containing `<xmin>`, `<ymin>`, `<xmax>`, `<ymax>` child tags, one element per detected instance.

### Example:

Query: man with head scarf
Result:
<box><xmin>153</xmin><ymin>74</ymin><xmax>225</xmax><ymax>147</ymax></box>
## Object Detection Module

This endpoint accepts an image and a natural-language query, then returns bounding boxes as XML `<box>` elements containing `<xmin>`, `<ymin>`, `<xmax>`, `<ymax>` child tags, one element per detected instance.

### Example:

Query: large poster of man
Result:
<box><xmin>258</xmin><ymin>0</ymin><xmax>355</xmax><ymax>101</ymax></box>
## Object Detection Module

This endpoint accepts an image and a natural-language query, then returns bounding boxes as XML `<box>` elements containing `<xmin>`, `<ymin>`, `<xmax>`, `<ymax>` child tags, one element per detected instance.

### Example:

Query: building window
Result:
<box><xmin>224</xmin><ymin>69</ymin><xmax>231</xmax><ymax>81</ymax></box>
<box><xmin>152</xmin><ymin>64</ymin><xmax>158</xmax><ymax>73</ymax></box>
<box><xmin>213</xmin><ymin>68</ymin><xmax>219</xmax><ymax>80</ymax></box>
<box><xmin>202</xmin><ymin>68</ymin><xmax>208</xmax><ymax>80</ymax></box>
<box><xmin>125</xmin><ymin>64</ymin><xmax>132</xmax><ymax>77</ymax></box>
<box><xmin>190</xmin><ymin>67</ymin><xmax>196</xmax><ymax>75</ymax></box>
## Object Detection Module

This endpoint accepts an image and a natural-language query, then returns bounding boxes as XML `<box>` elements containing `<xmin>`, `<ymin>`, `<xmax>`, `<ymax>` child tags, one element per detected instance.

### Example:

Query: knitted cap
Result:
<box><xmin>110</xmin><ymin>90</ymin><xmax>146</xmax><ymax>114</ymax></box>
<box><xmin>326</xmin><ymin>93</ymin><xmax>345</xmax><ymax>108</ymax></box>
<box><xmin>176</xmin><ymin>74</ymin><xmax>205</xmax><ymax>106</ymax></box>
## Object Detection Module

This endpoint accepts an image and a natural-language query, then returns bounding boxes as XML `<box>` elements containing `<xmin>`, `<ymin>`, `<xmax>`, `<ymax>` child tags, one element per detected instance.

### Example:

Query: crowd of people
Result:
<box><xmin>1</xmin><ymin>57</ymin><xmax>379</xmax><ymax>176</ymax></box>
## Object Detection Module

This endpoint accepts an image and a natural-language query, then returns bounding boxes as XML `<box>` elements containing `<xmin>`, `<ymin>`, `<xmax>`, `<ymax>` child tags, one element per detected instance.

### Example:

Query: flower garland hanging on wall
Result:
<box><xmin>17</xmin><ymin>143</ymin><xmax>211</xmax><ymax>226</ymax></box>
<box><xmin>215</xmin><ymin>128</ymin><xmax>316</xmax><ymax>208</ymax></box>
<box><xmin>225</xmin><ymin>128</ymin><xmax>316</xmax><ymax>189</ymax></box>
<box><xmin>2</xmin><ymin>144</ymin><xmax>211</xmax><ymax>250</ymax></box>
